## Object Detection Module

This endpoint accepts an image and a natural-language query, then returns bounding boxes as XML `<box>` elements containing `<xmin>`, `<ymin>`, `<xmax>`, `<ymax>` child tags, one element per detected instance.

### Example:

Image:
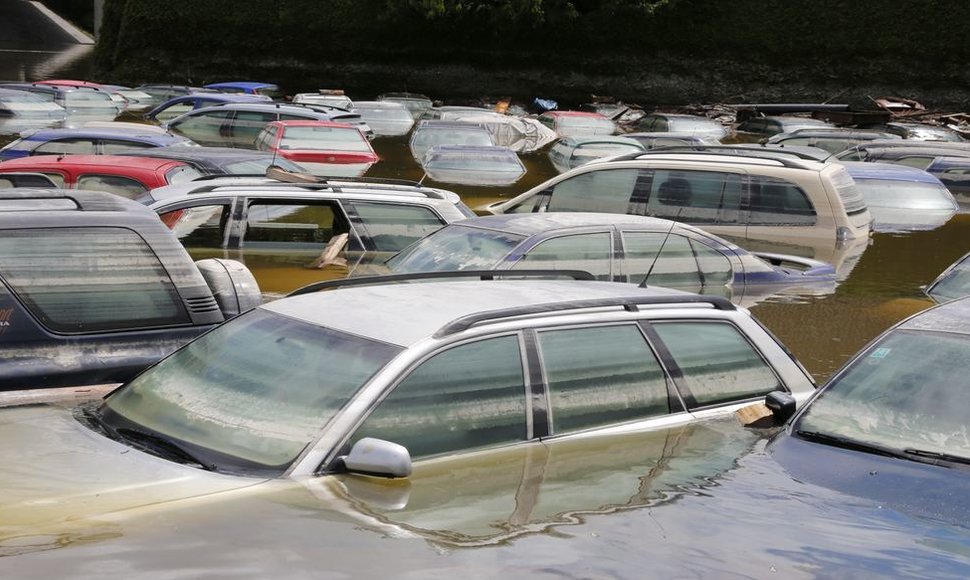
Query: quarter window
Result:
<box><xmin>512</xmin><ymin>232</ymin><xmax>612</xmax><ymax>280</ymax></box>
<box><xmin>0</xmin><ymin>227</ymin><xmax>189</xmax><ymax>332</ymax></box>
<box><xmin>746</xmin><ymin>176</ymin><xmax>816</xmax><ymax>225</ymax></box>
<box><xmin>160</xmin><ymin>204</ymin><xmax>231</xmax><ymax>248</ymax></box>
<box><xmin>348</xmin><ymin>202</ymin><xmax>444</xmax><ymax>252</ymax></box>
<box><xmin>652</xmin><ymin>322</ymin><xmax>781</xmax><ymax>407</ymax></box>
<box><xmin>539</xmin><ymin>325</ymin><xmax>671</xmax><ymax>434</ymax></box>
<box><xmin>351</xmin><ymin>335</ymin><xmax>527</xmax><ymax>458</ymax></box>
<box><xmin>75</xmin><ymin>174</ymin><xmax>147</xmax><ymax>199</ymax></box>
<box><xmin>34</xmin><ymin>138</ymin><xmax>95</xmax><ymax>155</ymax></box>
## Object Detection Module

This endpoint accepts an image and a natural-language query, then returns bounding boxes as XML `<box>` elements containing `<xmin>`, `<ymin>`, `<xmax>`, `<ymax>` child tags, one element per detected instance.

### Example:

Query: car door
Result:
<box><xmin>507</xmin><ymin>230</ymin><xmax>614</xmax><ymax>280</ymax></box>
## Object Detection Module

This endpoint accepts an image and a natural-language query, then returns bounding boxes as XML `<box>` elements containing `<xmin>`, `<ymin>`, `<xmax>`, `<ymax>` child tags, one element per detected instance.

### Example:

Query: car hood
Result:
<box><xmin>0</xmin><ymin>404</ymin><xmax>267</xmax><ymax>543</ymax></box>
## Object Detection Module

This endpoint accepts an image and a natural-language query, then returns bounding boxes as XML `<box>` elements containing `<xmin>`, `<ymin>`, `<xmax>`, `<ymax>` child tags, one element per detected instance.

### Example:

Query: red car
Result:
<box><xmin>255</xmin><ymin>120</ymin><xmax>378</xmax><ymax>177</ymax></box>
<box><xmin>0</xmin><ymin>155</ymin><xmax>203</xmax><ymax>199</ymax></box>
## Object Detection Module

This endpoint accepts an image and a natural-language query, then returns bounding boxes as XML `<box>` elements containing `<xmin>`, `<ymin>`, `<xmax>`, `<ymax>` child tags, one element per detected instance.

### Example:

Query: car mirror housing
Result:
<box><xmin>765</xmin><ymin>390</ymin><xmax>797</xmax><ymax>423</ymax></box>
<box><xmin>342</xmin><ymin>437</ymin><xmax>412</xmax><ymax>478</ymax></box>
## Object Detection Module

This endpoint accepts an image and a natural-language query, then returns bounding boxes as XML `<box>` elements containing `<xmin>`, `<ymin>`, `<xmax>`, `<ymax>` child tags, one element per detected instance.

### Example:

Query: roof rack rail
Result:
<box><xmin>287</xmin><ymin>269</ymin><xmax>597</xmax><ymax>297</ymax></box>
<box><xmin>190</xmin><ymin>173</ymin><xmax>270</xmax><ymax>182</ymax></box>
<box><xmin>435</xmin><ymin>294</ymin><xmax>735</xmax><ymax>338</ymax></box>
<box><xmin>637</xmin><ymin>145</ymin><xmax>822</xmax><ymax>165</ymax></box>
<box><xmin>266</xmin><ymin>166</ymin><xmax>426</xmax><ymax>189</ymax></box>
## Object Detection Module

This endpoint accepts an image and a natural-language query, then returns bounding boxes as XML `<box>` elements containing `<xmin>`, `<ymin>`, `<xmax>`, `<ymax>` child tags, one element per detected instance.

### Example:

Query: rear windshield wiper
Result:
<box><xmin>903</xmin><ymin>448</ymin><xmax>970</xmax><ymax>468</ymax></box>
<box><xmin>116</xmin><ymin>427</ymin><xmax>216</xmax><ymax>471</ymax></box>
<box><xmin>795</xmin><ymin>430</ymin><xmax>907</xmax><ymax>459</ymax></box>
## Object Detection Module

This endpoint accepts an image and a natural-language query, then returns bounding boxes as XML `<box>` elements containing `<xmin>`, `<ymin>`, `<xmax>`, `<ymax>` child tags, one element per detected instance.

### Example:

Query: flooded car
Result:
<box><xmin>409</xmin><ymin>120</ymin><xmax>494</xmax><ymax>163</ymax></box>
<box><xmin>386</xmin><ymin>213</ymin><xmax>837</xmax><ymax>306</ymax></box>
<box><xmin>879</xmin><ymin>121</ymin><xmax>966</xmax><ymax>142</ymax></box>
<box><xmin>292</xmin><ymin>92</ymin><xmax>354</xmax><ymax>110</ymax></box>
<box><xmin>548</xmin><ymin>136</ymin><xmax>645</xmax><ymax>173</ymax></box>
<box><xmin>835</xmin><ymin>140</ymin><xmax>970</xmax><ymax>169</ymax></box>
<box><xmin>0</xmin><ymin>278</ymin><xmax>814</xmax><ymax>558</ymax></box>
<box><xmin>769</xmin><ymin>295</ymin><xmax>970</xmax><ymax>526</ymax></box>
<box><xmin>377</xmin><ymin>92</ymin><xmax>433</xmax><ymax>120</ymax></box>
<box><xmin>0</xmin><ymin>127</ymin><xmax>194</xmax><ymax>161</ymax></box>
<box><xmin>633</xmin><ymin>113</ymin><xmax>728</xmax><ymax>140</ymax></box>
<box><xmin>352</xmin><ymin>101</ymin><xmax>415</xmax><ymax>137</ymax></box>
<box><xmin>925</xmin><ymin>251</ymin><xmax>970</xmax><ymax>303</ymax></box>
<box><xmin>113</xmin><ymin>145</ymin><xmax>307</xmax><ymax>177</ymax></box>
<box><xmin>766</xmin><ymin>128</ymin><xmax>900</xmax><ymax>154</ymax></box>
<box><xmin>0</xmin><ymin>188</ymin><xmax>260</xmax><ymax>390</ymax></box>
<box><xmin>0</xmin><ymin>154</ymin><xmax>204</xmax><ymax>199</ymax></box>
<box><xmin>842</xmin><ymin>162</ymin><xmax>957</xmax><ymax>232</ymax></box>
<box><xmin>420</xmin><ymin>145</ymin><xmax>525</xmax><ymax>186</ymax></box>
<box><xmin>0</xmin><ymin>83</ymin><xmax>119</xmax><ymax>127</ymax></box>
<box><xmin>203</xmin><ymin>81</ymin><xmax>284</xmax><ymax>100</ymax></box>
<box><xmin>925</xmin><ymin>156</ymin><xmax>970</xmax><ymax>205</ymax></box>
<box><xmin>162</xmin><ymin>103</ymin><xmax>352</xmax><ymax>148</ymax></box>
<box><xmin>133</xmin><ymin>84</ymin><xmax>220</xmax><ymax>107</ymax></box>
<box><xmin>735</xmin><ymin>115</ymin><xmax>834</xmax><ymax>137</ymax></box>
<box><xmin>434</xmin><ymin>111</ymin><xmax>558</xmax><ymax>153</ymax></box>
<box><xmin>143</xmin><ymin>93</ymin><xmax>271</xmax><ymax>122</ymax></box>
<box><xmin>0</xmin><ymin>88</ymin><xmax>66</xmax><ymax>130</ymax></box>
<box><xmin>537</xmin><ymin>111</ymin><xmax>616</xmax><ymax>137</ymax></box>
<box><xmin>254</xmin><ymin>120</ymin><xmax>378</xmax><ymax>177</ymax></box>
<box><xmin>624</xmin><ymin>132</ymin><xmax>722</xmax><ymax>149</ymax></box>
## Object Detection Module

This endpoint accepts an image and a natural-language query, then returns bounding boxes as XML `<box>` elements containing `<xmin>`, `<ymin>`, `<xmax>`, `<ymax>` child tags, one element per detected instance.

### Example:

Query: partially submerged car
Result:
<box><xmin>835</xmin><ymin>140</ymin><xmax>970</xmax><ymax>169</ymax></box>
<box><xmin>420</xmin><ymin>145</ymin><xmax>525</xmax><ymax>186</ymax></box>
<box><xmin>409</xmin><ymin>120</ymin><xmax>494</xmax><ymax>163</ymax></box>
<box><xmin>735</xmin><ymin>116</ymin><xmax>834</xmax><ymax>137</ymax></box>
<box><xmin>204</xmin><ymin>81</ymin><xmax>284</xmax><ymax>100</ymax></box>
<box><xmin>925</xmin><ymin>156</ymin><xmax>970</xmax><ymax>205</ymax></box>
<box><xmin>0</xmin><ymin>188</ymin><xmax>260</xmax><ymax>390</ymax></box>
<box><xmin>0</xmin><ymin>83</ymin><xmax>119</xmax><ymax>124</ymax></box>
<box><xmin>292</xmin><ymin>91</ymin><xmax>355</xmax><ymax>110</ymax></box>
<box><xmin>769</xmin><ymin>296</ymin><xmax>970</xmax><ymax>524</ymax></box>
<box><xmin>925</xmin><ymin>251</ymin><xmax>970</xmax><ymax>304</ymax></box>
<box><xmin>766</xmin><ymin>128</ymin><xmax>900</xmax><ymax>154</ymax></box>
<box><xmin>143</xmin><ymin>93</ymin><xmax>271</xmax><ymax>122</ymax></box>
<box><xmin>0</xmin><ymin>127</ymin><xmax>194</xmax><ymax>161</ymax></box>
<box><xmin>352</xmin><ymin>101</ymin><xmax>415</xmax><ymax>137</ymax></box>
<box><xmin>254</xmin><ymin>120</ymin><xmax>378</xmax><ymax>177</ymax></box>
<box><xmin>387</xmin><ymin>213</ymin><xmax>836</xmax><ymax>306</ymax></box>
<box><xmin>113</xmin><ymin>145</ymin><xmax>307</xmax><ymax>177</ymax></box>
<box><xmin>433</xmin><ymin>110</ymin><xmax>558</xmax><ymax>153</ymax></box>
<box><xmin>625</xmin><ymin>132</ymin><xmax>722</xmax><ymax>150</ymax></box>
<box><xmin>0</xmin><ymin>154</ymin><xmax>204</xmax><ymax>199</ymax></box>
<box><xmin>0</xmin><ymin>276</ymin><xmax>815</xmax><ymax>557</ymax></box>
<box><xmin>377</xmin><ymin>92</ymin><xmax>433</xmax><ymax>120</ymax></box>
<box><xmin>842</xmin><ymin>162</ymin><xmax>957</xmax><ymax>232</ymax></box>
<box><xmin>634</xmin><ymin>113</ymin><xmax>728</xmax><ymax>140</ymax></box>
<box><xmin>878</xmin><ymin>121</ymin><xmax>965</xmax><ymax>142</ymax></box>
<box><xmin>538</xmin><ymin>111</ymin><xmax>616</xmax><ymax>137</ymax></box>
<box><xmin>548</xmin><ymin>136</ymin><xmax>645</xmax><ymax>173</ymax></box>
<box><xmin>0</xmin><ymin>88</ymin><xmax>66</xmax><ymax>128</ymax></box>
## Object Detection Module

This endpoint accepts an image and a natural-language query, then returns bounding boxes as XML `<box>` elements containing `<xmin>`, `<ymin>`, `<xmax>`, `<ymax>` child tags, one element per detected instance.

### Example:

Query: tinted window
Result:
<box><xmin>512</xmin><ymin>232</ymin><xmax>612</xmax><ymax>280</ymax></box>
<box><xmin>171</xmin><ymin>110</ymin><xmax>230</xmax><ymax>144</ymax></box>
<box><xmin>747</xmin><ymin>176</ymin><xmax>816</xmax><ymax>225</ymax></box>
<box><xmin>644</xmin><ymin>169</ymin><xmax>742</xmax><ymax>224</ymax></box>
<box><xmin>34</xmin><ymin>138</ymin><xmax>95</xmax><ymax>155</ymax></box>
<box><xmin>160</xmin><ymin>204</ymin><xmax>231</xmax><ymax>248</ymax></box>
<box><xmin>154</xmin><ymin>102</ymin><xmax>194</xmax><ymax>122</ymax></box>
<box><xmin>539</xmin><ymin>325</ymin><xmax>670</xmax><ymax>434</ymax></box>
<box><xmin>75</xmin><ymin>174</ymin><xmax>147</xmax><ymax>199</ymax></box>
<box><xmin>101</xmin><ymin>139</ymin><xmax>154</xmax><ymax>154</ymax></box>
<box><xmin>547</xmin><ymin>168</ymin><xmax>639</xmax><ymax>213</ymax></box>
<box><xmin>0</xmin><ymin>227</ymin><xmax>189</xmax><ymax>332</ymax></box>
<box><xmin>348</xmin><ymin>202</ymin><xmax>444</xmax><ymax>252</ymax></box>
<box><xmin>231</xmin><ymin>111</ymin><xmax>277</xmax><ymax>145</ymax></box>
<box><xmin>652</xmin><ymin>322</ymin><xmax>781</xmax><ymax>407</ymax></box>
<box><xmin>352</xmin><ymin>335</ymin><xmax>527</xmax><ymax>458</ymax></box>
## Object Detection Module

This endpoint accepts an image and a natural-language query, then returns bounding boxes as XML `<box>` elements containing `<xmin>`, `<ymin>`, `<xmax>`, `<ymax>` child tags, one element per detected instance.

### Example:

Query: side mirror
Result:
<box><xmin>342</xmin><ymin>437</ymin><xmax>412</xmax><ymax>478</ymax></box>
<box><xmin>765</xmin><ymin>391</ymin><xmax>797</xmax><ymax>423</ymax></box>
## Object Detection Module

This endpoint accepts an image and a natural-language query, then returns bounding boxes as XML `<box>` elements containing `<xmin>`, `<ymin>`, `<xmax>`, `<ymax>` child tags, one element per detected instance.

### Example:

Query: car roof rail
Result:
<box><xmin>287</xmin><ymin>270</ymin><xmax>597</xmax><ymax>296</ymax></box>
<box><xmin>636</xmin><ymin>145</ymin><xmax>826</xmax><ymax>164</ymax></box>
<box><xmin>435</xmin><ymin>293</ymin><xmax>735</xmax><ymax>338</ymax></box>
<box><xmin>190</xmin><ymin>173</ymin><xmax>270</xmax><ymax>181</ymax></box>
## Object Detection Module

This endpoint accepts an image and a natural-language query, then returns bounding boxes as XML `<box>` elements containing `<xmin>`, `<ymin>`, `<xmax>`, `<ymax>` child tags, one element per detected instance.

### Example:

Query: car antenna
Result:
<box><xmin>638</xmin><ymin>220</ymin><xmax>677</xmax><ymax>288</ymax></box>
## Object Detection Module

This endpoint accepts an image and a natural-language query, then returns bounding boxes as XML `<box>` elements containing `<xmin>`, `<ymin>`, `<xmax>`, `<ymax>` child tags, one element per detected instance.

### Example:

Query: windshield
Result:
<box><xmin>795</xmin><ymin>329</ymin><xmax>970</xmax><ymax>462</ymax></box>
<box><xmin>855</xmin><ymin>178</ymin><xmax>956</xmax><ymax>210</ymax></box>
<box><xmin>387</xmin><ymin>224</ymin><xmax>525</xmax><ymax>271</ymax></box>
<box><xmin>279</xmin><ymin>126</ymin><xmax>370</xmax><ymax>152</ymax></box>
<box><xmin>102</xmin><ymin>309</ymin><xmax>401</xmax><ymax>474</ymax></box>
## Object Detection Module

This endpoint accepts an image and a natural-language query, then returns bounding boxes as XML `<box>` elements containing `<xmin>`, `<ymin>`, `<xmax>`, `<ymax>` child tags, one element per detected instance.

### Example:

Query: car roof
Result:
<box><xmin>261</xmin><ymin>280</ymin><xmax>703</xmax><ymax>347</ymax></box>
<box><xmin>542</xmin><ymin>111</ymin><xmax>607</xmax><ymax>118</ymax></box>
<box><xmin>205</xmin><ymin>82</ymin><xmax>278</xmax><ymax>90</ymax></box>
<box><xmin>441</xmin><ymin>212</ymin><xmax>697</xmax><ymax>235</ymax></box>
<box><xmin>0</xmin><ymin>188</ymin><xmax>158</xmax><ymax>215</ymax></box>
<box><xmin>270</xmin><ymin>120</ymin><xmax>358</xmax><ymax>129</ymax></box>
<box><xmin>168</xmin><ymin>103</ymin><xmax>331</xmax><ymax>119</ymax></box>
<box><xmin>148</xmin><ymin>179</ymin><xmax>459</xmax><ymax>205</ymax></box>
<box><xmin>896</xmin><ymin>296</ymin><xmax>970</xmax><ymax>336</ymax></box>
<box><xmin>558</xmin><ymin>135</ymin><xmax>645</xmax><ymax>147</ymax></box>
<box><xmin>600</xmin><ymin>151</ymin><xmax>826</xmax><ymax>170</ymax></box>
<box><xmin>115</xmin><ymin>145</ymin><xmax>280</xmax><ymax>162</ymax></box>
<box><xmin>0</xmin><ymin>154</ymin><xmax>187</xmax><ymax>171</ymax></box>
<box><xmin>20</xmin><ymin>128</ymin><xmax>180</xmax><ymax>142</ymax></box>
<box><xmin>841</xmin><ymin>162</ymin><xmax>941</xmax><ymax>184</ymax></box>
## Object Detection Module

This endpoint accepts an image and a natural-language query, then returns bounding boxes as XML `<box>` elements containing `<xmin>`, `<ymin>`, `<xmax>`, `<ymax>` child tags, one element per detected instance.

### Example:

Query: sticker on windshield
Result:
<box><xmin>870</xmin><ymin>347</ymin><xmax>891</xmax><ymax>359</ymax></box>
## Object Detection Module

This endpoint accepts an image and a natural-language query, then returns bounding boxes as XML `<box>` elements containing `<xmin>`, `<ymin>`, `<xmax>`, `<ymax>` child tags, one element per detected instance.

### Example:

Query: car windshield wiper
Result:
<box><xmin>795</xmin><ymin>430</ymin><xmax>908</xmax><ymax>459</ymax></box>
<box><xmin>903</xmin><ymin>448</ymin><xmax>970</xmax><ymax>468</ymax></box>
<box><xmin>116</xmin><ymin>427</ymin><xmax>216</xmax><ymax>471</ymax></box>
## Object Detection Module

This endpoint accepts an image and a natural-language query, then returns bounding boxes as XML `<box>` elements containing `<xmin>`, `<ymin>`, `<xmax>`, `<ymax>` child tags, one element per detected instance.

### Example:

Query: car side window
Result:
<box><xmin>101</xmin><ymin>139</ymin><xmax>154</xmax><ymax>154</ymax></box>
<box><xmin>651</xmin><ymin>321</ymin><xmax>781</xmax><ymax>408</ymax></box>
<box><xmin>0</xmin><ymin>227</ymin><xmax>190</xmax><ymax>332</ymax></box>
<box><xmin>159</xmin><ymin>204</ymin><xmax>232</xmax><ymax>249</ymax></box>
<box><xmin>746</xmin><ymin>176</ymin><xmax>816</xmax><ymax>226</ymax></box>
<box><xmin>34</xmin><ymin>138</ymin><xmax>95</xmax><ymax>155</ymax></box>
<box><xmin>622</xmin><ymin>232</ymin><xmax>702</xmax><ymax>290</ymax></box>
<box><xmin>538</xmin><ymin>324</ymin><xmax>672</xmax><ymax>434</ymax></box>
<box><xmin>244</xmin><ymin>201</ymin><xmax>356</xmax><ymax>252</ymax></box>
<box><xmin>347</xmin><ymin>201</ymin><xmax>444</xmax><ymax>252</ymax></box>
<box><xmin>547</xmin><ymin>168</ymin><xmax>639</xmax><ymax>214</ymax></box>
<box><xmin>231</xmin><ymin>111</ymin><xmax>277</xmax><ymax>145</ymax></box>
<box><xmin>512</xmin><ymin>232</ymin><xmax>612</xmax><ymax>280</ymax></box>
<box><xmin>75</xmin><ymin>174</ymin><xmax>147</xmax><ymax>199</ymax></box>
<box><xmin>38</xmin><ymin>172</ymin><xmax>66</xmax><ymax>187</ymax></box>
<box><xmin>894</xmin><ymin>156</ymin><xmax>933</xmax><ymax>170</ymax></box>
<box><xmin>155</xmin><ymin>102</ymin><xmax>194</xmax><ymax>122</ymax></box>
<box><xmin>170</xmin><ymin>110</ymin><xmax>230</xmax><ymax>144</ymax></box>
<box><xmin>643</xmin><ymin>170</ymin><xmax>742</xmax><ymax>224</ymax></box>
<box><xmin>351</xmin><ymin>335</ymin><xmax>527</xmax><ymax>458</ymax></box>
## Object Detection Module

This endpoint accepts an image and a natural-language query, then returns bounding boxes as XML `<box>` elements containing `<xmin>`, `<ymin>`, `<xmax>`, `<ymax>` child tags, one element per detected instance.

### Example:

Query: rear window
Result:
<box><xmin>828</xmin><ymin>166</ymin><xmax>867</xmax><ymax>216</ymax></box>
<box><xmin>0</xmin><ymin>227</ymin><xmax>190</xmax><ymax>332</ymax></box>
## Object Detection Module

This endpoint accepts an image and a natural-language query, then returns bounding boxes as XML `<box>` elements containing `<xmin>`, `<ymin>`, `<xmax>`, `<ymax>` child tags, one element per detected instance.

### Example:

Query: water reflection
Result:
<box><xmin>0</xmin><ymin>45</ymin><xmax>93</xmax><ymax>84</ymax></box>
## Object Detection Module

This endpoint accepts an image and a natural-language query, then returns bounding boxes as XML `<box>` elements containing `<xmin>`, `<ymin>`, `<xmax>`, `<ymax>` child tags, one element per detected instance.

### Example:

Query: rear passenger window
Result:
<box><xmin>244</xmin><ymin>202</ymin><xmax>346</xmax><ymax>249</ymax></box>
<box><xmin>644</xmin><ymin>170</ymin><xmax>742</xmax><ymax>224</ymax></box>
<box><xmin>34</xmin><ymin>138</ymin><xmax>96</xmax><ymax>155</ymax></box>
<box><xmin>349</xmin><ymin>202</ymin><xmax>444</xmax><ymax>252</ymax></box>
<box><xmin>76</xmin><ymin>175</ymin><xmax>147</xmax><ymax>199</ymax></box>
<box><xmin>101</xmin><ymin>140</ymin><xmax>154</xmax><ymax>154</ymax></box>
<box><xmin>547</xmin><ymin>169</ymin><xmax>639</xmax><ymax>213</ymax></box>
<box><xmin>539</xmin><ymin>325</ymin><xmax>671</xmax><ymax>434</ymax></box>
<box><xmin>352</xmin><ymin>335</ymin><xmax>527</xmax><ymax>458</ymax></box>
<box><xmin>746</xmin><ymin>176</ymin><xmax>816</xmax><ymax>225</ymax></box>
<box><xmin>512</xmin><ymin>232</ymin><xmax>611</xmax><ymax>280</ymax></box>
<box><xmin>160</xmin><ymin>204</ymin><xmax>231</xmax><ymax>248</ymax></box>
<box><xmin>0</xmin><ymin>227</ymin><xmax>189</xmax><ymax>332</ymax></box>
<box><xmin>652</xmin><ymin>322</ymin><xmax>781</xmax><ymax>407</ymax></box>
<box><xmin>623</xmin><ymin>232</ymin><xmax>701</xmax><ymax>290</ymax></box>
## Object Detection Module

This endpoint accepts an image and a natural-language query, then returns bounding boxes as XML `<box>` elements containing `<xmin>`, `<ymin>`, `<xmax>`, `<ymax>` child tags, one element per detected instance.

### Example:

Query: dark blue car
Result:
<box><xmin>0</xmin><ymin>127</ymin><xmax>194</xmax><ymax>161</ymax></box>
<box><xmin>386</xmin><ymin>212</ymin><xmax>837</xmax><ymax>306</ymax></box>
<box><xmin>143</xmin><ymin>93</ymin><xmax>271</xmax><ymax>122</ymax></box>
<box><xmin>204</xmin><ymin>81</ymin><xmax>283</xmax><ymax>99</ymax></box>
<box><xmin>770</xmin><ymin>296</ymin><xmax>970</xmax><ymax>525</ymax></box>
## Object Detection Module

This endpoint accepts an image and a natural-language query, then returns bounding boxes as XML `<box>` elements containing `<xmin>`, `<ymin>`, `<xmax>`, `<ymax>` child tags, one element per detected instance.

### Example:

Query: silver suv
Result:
<box><xmin>148</xmin><ymin>176</ymin><xmax>475</xmax><ymax>293</ymax></box>
<box><xmin>488</xmin><ymin>150</ymin><xmax>871</xmax><ymax>266</ymax></box>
